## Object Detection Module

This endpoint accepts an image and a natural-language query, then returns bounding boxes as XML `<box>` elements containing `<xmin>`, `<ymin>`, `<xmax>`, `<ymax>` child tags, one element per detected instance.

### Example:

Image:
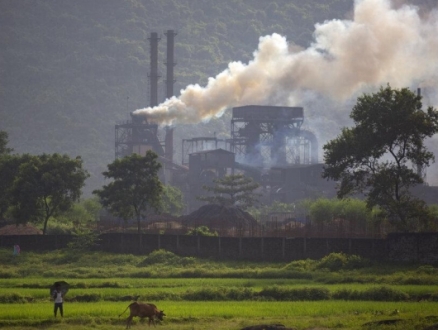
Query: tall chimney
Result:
<box><xmin>164</xmin><ymin>30</ymin><xmax>177</xmax><ymax>162</ymax></box>
<box><xmin>165</xmin><ymin>30</ymin><xmax>177</xmax><ymax>99</ymax></box>
<box><xmin>148</xmin><ymin>32</ymin><xmax>160</xmax><ymax>107</ymax></box>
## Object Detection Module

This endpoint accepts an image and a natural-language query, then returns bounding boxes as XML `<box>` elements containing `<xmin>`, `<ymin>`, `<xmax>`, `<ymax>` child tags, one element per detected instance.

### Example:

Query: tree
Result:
<box><xmin>323</xmin><ymin>85</ymin><xmax>438</xmax><ymax>231</ymax></box>
<box><xmin>10</xmin><ymin>154</ymin><xmax>89</xmax><ymax>234</ymax></box>
<box><xmin>93</xmin><ymin>151</ymin><xmax>163</xmax><ymax>234</ymax></box>
<box><xmin>161</xmin><ymin>184</ymin><xmax>185</xmax><ymax>216</ymax></box>
<box><xmin>0</xmin><ymin>154</ymin><xmax>33</xmax><ymax>221</ymax></box>
<box><xmin>198</xmin><ymin>174</ymin><xmax>260</xmax><ymax>210</ymax></box>
<box><xmin>55</xmin><ymin>197</ymin><xmax>102</xmax><ymax>231</ymax></box>
<box><xmin>0</xmin><ymin>131</ymin><xmax>13</xmax><ymax>156</ymax></box>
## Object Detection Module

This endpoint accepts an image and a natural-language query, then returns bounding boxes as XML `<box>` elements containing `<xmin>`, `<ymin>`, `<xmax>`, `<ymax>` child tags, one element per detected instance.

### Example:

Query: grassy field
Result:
<box><xmin>0</xmin><ymin>248</ymin><xmax>437</xmax><ymax>329</ymax></box>
<box><xmin>0</xmin><ymin>300</ymin><xmax>437</xmax><ymax>329</ymax></box>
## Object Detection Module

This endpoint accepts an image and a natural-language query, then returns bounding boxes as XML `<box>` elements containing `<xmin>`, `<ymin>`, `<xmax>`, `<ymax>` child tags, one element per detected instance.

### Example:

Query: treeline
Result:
<box><xmin>0</xmin><ymin>131</ymin><xmax>184</xmax><ymax>235</ymax></box>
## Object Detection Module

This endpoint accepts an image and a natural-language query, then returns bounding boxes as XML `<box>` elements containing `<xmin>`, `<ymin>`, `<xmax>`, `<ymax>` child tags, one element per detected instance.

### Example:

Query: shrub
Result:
<box><xmin>333</xmin><ymin>286</ymin><xmax>409</xmax><ymax>301</ymax></box>
<box><xmin>361</xmin><ymin>286</ymin><xmax>409</xmax><ymax>301</ymax></box>
<box><xmin>67</xmin><ymin>230</ymin><xmax>101</xmax><ymax>251</ymax></box>
<box><xmin>69</xmin><ymin>293</ymin><xmax>102</xmax><ymax>302</ymax></box>
<box><xmin>182</xmin><ymin>288</ymin><xmax>227</xmax><ymax>301</ymax></box>
<box><xmin>317</xmin><ymin>253</ymin><xmax>348</xmax><ymax>271</ymax></box>
<box><xmin>0</xmin><ymin>270</ymin><xmax>18</xmax><ymax>278</ymax></box>
<box><xmin>283</xmin><ymin>259</ymin><xmax>316</xmax><ymax>271</ymax></box>
<box><xmin>317</xmin><ymin>252</ymin><xmax>369</xmax><ymax>271</ymax></box>
<box><xmin>186</xmin><ymin>226</ymin><xmax>218</xmax><ymax>236</ymax></box>
<box><xmin>0</xmin><ymin>293</ymin><xmax>27</xmax><ymax>303</ymax></box>
<box><xmin>258</xmin><ymin>286</ymin><xmax>330</xmax><ymax>301</ymax></box>
<box><xmin>182</xmin><ymin>287</ymin><xmax>253</xmax><ymax>301</ymax></box>
<box><xmin>416</xmin><ymin>265</ymin><xmax>437</xmax><ymax>275</ymax></box>
<box><xmin>138</xmin><ymin>249</ymin><xmax>179</xmax><ymax>266</ymax></box>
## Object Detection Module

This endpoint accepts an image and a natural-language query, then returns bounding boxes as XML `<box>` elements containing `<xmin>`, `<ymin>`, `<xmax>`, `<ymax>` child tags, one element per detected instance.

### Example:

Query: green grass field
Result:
<box><xmin>0</xmin><ymin>248</ymin><xmax>437</xmax><ymax>329</ymax></box>
<box><xmin>0</xmin><ymin>300</ymin><xmax>437</xmax><ymax>329</ymax></box>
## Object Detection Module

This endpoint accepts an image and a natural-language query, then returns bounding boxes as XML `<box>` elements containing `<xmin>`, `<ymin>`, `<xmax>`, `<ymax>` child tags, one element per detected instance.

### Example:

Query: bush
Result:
<box><xmin>67</xmin><ymin>230</ymin><xmax>101</xmax><ymax>251</ymax></box>
<box><xmin>138</xmin><ymin>249</ymin><xmax>180</xmax><ymax>266</ymax></box>
<box><xmin>186</xmin><ymin>226</ymin><xmax>218</xmax><ymax>236</ymax></box>
<box><xmin>0</xmin><ymin>270</ymin><xmax>18</xmax><ymax>278</ymax></box>
<box><xmin>317</xmin><ymin>253</ymin><xmax>348</xmax><ymax>271</ymax></box>
<box><xmin>0</xmin><ymin>293</ymin><xmax>28</xmax><ymax>303</ymax></box>
<box><xmin>283</xmin><ymin>259</ymin><xmax>316</xmax><ymax>271</ymax></box>
<box><xmin>182</xmin><ymin>287</ymin><xmax>253</xmax><ymax>301</ymax></box>
<box><xmin>317</xmin><ymin>253</ymin><xmax>369</xmax><ymax>271</ymax></box>
<box><xmin>257</xmin><ymin>286</ymin><xmax>330</xmax><ymax>301</ymax></box>
<box><xmin>362</xmin><ymin>286</ymin><xmax>409</xmax><ymax>301</ymax></box>
<box><xmin>68</xmin><ymin>293</ymin><xmax>102</xmax><ymax>302</ymax></box>
<box><xmin>333</xmin><ymin>286</ymin><xmax>409</xmax><ymax>301</ymax></box>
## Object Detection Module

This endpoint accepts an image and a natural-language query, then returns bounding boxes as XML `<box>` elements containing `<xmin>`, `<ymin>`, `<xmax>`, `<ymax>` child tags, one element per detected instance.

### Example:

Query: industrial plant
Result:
<box><xmin>114</xmin><ymin>30</ymin><xmax>337</xmax><ymax>213</ymax></box>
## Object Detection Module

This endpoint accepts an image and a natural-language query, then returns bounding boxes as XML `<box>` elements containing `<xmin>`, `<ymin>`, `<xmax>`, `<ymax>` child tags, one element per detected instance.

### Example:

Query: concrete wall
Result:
<box><xmin>1</xmin><ymin>233</ymin><xmax>436</xmax><ymax>263</ymax></box>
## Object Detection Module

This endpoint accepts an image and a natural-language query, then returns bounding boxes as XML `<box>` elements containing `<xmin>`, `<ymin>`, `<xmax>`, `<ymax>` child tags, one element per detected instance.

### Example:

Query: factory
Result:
<box><xmin>115</xmin><ymin>31</ymin><xmax>337</xmax><ymax>213</ymax></box>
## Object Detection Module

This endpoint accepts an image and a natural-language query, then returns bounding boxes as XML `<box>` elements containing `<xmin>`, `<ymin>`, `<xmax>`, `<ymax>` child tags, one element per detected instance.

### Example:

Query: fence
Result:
<box><xmin>1</xmin><ymin>232</ymin><xmax>437</xmax><ymax>263</ymax></box>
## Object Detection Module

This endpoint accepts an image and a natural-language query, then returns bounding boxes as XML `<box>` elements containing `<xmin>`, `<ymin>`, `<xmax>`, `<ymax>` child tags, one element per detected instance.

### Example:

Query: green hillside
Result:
<box><xmin>0</xmin><ymin>0</ymin><xmax>373</xmax><ymax>196</ymax></box>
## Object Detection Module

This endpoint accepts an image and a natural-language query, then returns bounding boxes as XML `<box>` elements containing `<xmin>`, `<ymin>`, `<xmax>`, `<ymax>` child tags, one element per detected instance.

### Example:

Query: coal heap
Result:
<box><xmin>181</xmin><ymin>204</ymin><xmax>258</xmax><ymax>228</ymax></box>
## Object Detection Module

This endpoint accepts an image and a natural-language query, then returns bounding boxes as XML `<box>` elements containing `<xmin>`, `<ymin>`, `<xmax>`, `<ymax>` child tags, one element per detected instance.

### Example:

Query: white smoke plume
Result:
<box><xmin>134</xmin><ymin>0</ymin><xmax>438</xmax><ymax>126</ymax></box>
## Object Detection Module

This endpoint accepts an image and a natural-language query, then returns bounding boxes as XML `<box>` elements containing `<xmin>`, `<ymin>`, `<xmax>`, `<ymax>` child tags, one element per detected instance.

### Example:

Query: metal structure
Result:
<box><xmin>164</xmin><ymin>30</ymin><xmax>177</xmax><ymax>100</ymax></box>
<box><xmin>148</xmin><ymin>32</ymin><xmax>160</xmax><ymax>107</ymax></box>
<box><xmin>230</xmin><ymin>105</ymin><xmax>317</xmax><ymax>166</ymax></box>
<box><xmin>164</xmin><ymin>30</ymin><xmax>177</xmax><ymax>163</ymax></box>
<box><xmin>114</xmin><ymin>29</ymin><xmax>333</xmax><ymax>210</ymax></box>
<box><xmin>182</xmin><ymin>137</ymin><xmax>230</xmax><ymax>166</ymax></box>
<box><xmin>115</xmin><ymin>113</ymin><xmax>164</xmax><ymax>159</ymax></box>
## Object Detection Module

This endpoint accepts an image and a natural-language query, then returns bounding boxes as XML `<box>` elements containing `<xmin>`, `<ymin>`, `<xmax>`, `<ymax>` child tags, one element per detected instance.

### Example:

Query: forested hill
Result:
<box><xmin>4</xmin><ymin>0</ymin><xmax>422</xmax><ymax>196</ymax></box>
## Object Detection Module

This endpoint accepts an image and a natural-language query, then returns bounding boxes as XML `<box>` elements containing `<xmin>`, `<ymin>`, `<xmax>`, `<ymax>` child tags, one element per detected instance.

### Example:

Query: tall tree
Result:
<box><xmin>198</xmin><ymin>174</ymin><xmax>260</xmax><ymax>210</ymax></box>
<box><xmin>0</xmin><ymin>154</ymin><xmax>33</xmax><ymax>221</ymax></box>
<box><xmin>323</xmin><ymin>85</ymin><xmax>438</xmax><ymax>231</ymax></box>
<box><xmin>10</xmin><ymin>154</ymin><xmax>89</xmax><ymax>234</ymax></box>
<box><xmin>93</xmin><ymin>151</ymin><xmax>163</xmax><ymax>233</ymax></box>
<box><xmin>0</xmin><ymin>131</ymin><xmax>13</xmax><ymax>156</ymax></box>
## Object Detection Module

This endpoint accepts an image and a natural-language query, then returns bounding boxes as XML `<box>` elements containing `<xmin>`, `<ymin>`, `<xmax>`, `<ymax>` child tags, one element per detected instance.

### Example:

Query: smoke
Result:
<box><xmin>134</xmin><ymin>0</ymin><xmax>438</xmax><ymax>126</ymax></box>
<box><xmin>133</xmin><ymin>0</ymin><xmax>438</xmax><ymax>183</ymax></box>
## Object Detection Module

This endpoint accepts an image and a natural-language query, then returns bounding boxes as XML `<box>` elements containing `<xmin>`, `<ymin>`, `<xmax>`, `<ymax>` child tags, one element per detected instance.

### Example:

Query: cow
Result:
<box><xmin>119</xmin><ymin>302</ymin><xmax>165</xmax><ymax>328</ymax></box>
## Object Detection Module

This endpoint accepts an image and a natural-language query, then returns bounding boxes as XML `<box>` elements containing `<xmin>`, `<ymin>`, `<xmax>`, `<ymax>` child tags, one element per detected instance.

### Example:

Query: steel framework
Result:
<box><xmin>230</xmin><ymin>105</ymin><xmax>317</xmax><ymax>166</ymax></box>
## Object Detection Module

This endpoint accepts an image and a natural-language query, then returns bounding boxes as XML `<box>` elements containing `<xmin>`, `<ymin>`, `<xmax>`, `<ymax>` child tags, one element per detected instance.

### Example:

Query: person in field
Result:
<box><xmin>52</xmin><ymin>283</ymin><xmax>64</xmax><ymax>317</ymax></box>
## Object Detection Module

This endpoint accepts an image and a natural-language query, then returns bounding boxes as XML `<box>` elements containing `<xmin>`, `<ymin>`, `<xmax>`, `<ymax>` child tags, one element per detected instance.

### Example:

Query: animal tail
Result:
<box><xmin>118</xmin><ymin>304</ymin><xmax>132</xmax><ymax>317</ymax></box>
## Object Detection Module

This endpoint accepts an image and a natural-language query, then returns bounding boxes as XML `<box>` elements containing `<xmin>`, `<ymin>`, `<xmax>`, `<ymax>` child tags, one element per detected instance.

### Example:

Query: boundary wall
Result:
<box><xmin>0</xmin><ymin>233</ymin><xmax>437</xmax><ymax>263</ymax></box>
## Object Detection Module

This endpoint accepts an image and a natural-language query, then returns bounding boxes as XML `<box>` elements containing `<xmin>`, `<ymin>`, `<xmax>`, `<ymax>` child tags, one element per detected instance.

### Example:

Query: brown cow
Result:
<box><xmin>119</xmin><ymin>302</ymin><xmax>165</xmax><ymax>328</ymax></box>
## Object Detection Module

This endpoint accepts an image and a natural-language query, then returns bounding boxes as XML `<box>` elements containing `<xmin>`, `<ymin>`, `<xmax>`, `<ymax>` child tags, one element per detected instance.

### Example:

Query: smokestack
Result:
<box><xmin>164</xmin><ymin>30</ymin><xmax>177</xmax><ymax>162</ymax></box>
<box><xmin>165</xmin><ymin>30</ymin><xmax>176</xmax><ymax>99</ymax></box>
<box><xmin>134</xmin><ymin>0</ymin><xmax>438</xmax><ymax>128</ymax></box>
<box><xmin>148</xmin><ymin>32</ymin><xmax>160</xmax><ymax>107</ymax></box>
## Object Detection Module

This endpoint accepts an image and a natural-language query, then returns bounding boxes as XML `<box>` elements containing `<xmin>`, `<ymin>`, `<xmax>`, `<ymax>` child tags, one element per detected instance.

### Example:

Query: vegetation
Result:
<box><xmin>186</xmin><ymin>225</ymin><xmax>218</xmax><ymax>236</ymax></box>
<box><xmin>0</xmin><ymin>131</ymin><xmax>12</xmax><ymax>156</ymax></box>
<box><xmin>160</xmin><ymin>184</ymin><xmax>185</xmax><ymax>216</ymax></box>
<box><xmin>0</xmin><ymin>249</ymin><xmax>438</xmax><ymax>329</ymax></box>
<box><xmin>323</xmin><ymin>85</ymin><xmax>438</xmax><ymax>232</ymax></box>
<box><xmin>93</xmin><ymin>151</ymin><xmax>163</xmax><ymax>233</ymax></box>
<box><xmin>8</xmin><ymin>154</ymin><xmax>89</xmax><ymax>234</ymax></box>
<box><xmin>198</xmin><ymin>174</ymin><xmax>261</xmax><ymax>210</ymax></box>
